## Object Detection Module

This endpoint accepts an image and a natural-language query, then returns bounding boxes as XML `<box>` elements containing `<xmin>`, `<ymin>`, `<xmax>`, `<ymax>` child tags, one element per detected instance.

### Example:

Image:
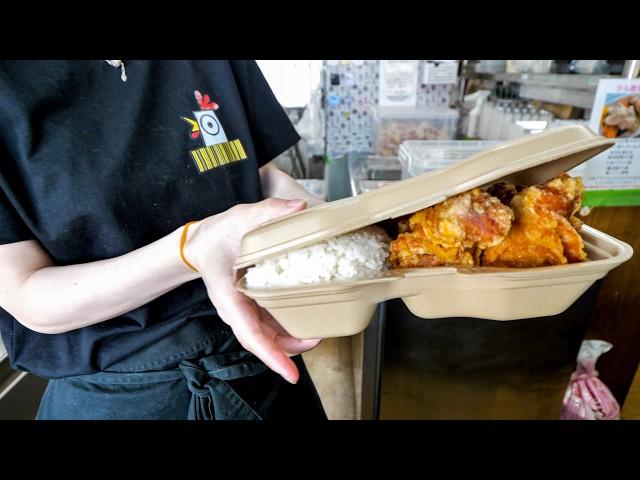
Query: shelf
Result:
<box><xmin>462</xmin><ymin>68</ymin><xmax>622</xmax><ymax>108</ymax></box>
<box><xmin>463</xmin><ymin>68</ymin><xmax>616</xmax><ymax>87</ymax></box>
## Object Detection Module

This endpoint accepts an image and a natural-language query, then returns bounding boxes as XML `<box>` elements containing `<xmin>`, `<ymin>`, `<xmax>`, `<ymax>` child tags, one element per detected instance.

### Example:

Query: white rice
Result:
<box><xmin>244</xmin><ymin>227</ymin><xmax>390</xmax><ymax>289</ymax></box>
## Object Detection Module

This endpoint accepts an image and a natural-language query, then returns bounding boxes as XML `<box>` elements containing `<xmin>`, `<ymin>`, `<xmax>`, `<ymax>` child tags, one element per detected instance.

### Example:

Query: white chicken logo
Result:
<box><xmin>181</xmin><ymin>90</ymin><xmax>247</xmax><ymax>173</ymax></box>
<box><xmin>181</xmin><ymin>91</ymin><xmax>228</xmax><ymax>146</ymax></box>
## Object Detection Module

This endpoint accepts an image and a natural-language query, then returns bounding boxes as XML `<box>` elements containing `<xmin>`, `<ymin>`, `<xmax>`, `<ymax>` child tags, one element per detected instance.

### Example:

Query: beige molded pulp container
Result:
<box><xmin>234</xmin><ymin>126</ymin><xmax>633</xmax><ymax>339</ymax></box>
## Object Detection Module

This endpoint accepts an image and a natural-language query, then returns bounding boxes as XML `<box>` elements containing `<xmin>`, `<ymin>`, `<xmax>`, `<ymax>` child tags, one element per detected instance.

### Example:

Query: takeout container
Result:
<box><xmin>234</xmin><ymin>126</ymin><xmax>633</xmax><ymax>339</ymax></box>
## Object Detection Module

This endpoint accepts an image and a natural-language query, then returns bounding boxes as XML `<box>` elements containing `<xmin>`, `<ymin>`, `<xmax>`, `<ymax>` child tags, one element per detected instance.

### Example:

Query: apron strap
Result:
<box><xmin>179</xmin><ymin>350</ymin><xmax>267</xmax><ymax>420</ymax></box>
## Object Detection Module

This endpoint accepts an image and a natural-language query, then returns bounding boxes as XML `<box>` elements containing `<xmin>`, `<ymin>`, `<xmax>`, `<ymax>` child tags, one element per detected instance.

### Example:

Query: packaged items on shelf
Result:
<box><xmin>371</xmin><ymin>105</ymin><xmax>459</xmax><ymax>156</ymax></box>
<box><xmin>478</xmin><ymin>100</ymin><xmax>554</xmax><ymax>141</ymax></box>
<box><xmin>506</xmin><ymin>60</ymin><xmax>553</xmax><ymax>74</ymax></box>
<box><xmin>475</xmin><ymin>60</ymin><xmax>507</xmax><ymax>73</ymax></box>
<box><xmin>574</xmin><ymin>60</ymin><xmax>608</xmax><ymax>75</ymax></box>
<box><xmin>506</xmin><ymin>60</ymin><xmax>533</xmax><ymax>73</ymax></box>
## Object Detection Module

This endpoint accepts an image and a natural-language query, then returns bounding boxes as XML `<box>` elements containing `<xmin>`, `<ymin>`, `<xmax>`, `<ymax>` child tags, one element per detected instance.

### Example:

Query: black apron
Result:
<box><xmin>35</xmin><ymin>317</ymin><xmax>327</xmax><ymax>420</ymax></box>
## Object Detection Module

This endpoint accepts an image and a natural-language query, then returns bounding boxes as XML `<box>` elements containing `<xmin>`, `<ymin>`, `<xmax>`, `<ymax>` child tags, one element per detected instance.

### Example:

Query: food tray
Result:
<box><xmin>234</xmin><ymin>126</ymin><xmax>632</xmax><ymax>339</ymax></box>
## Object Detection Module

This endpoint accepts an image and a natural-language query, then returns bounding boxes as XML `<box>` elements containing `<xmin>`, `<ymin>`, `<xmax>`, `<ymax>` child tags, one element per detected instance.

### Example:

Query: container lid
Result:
<box><xmin>234</xmin><ymin>125</ymin><xmax>614</xmax><ymax>269</ymax></box>
<box><xmin>370</xmin><ymin>105</ymin><xmax>459</xmax><ymax>121</ymax></box>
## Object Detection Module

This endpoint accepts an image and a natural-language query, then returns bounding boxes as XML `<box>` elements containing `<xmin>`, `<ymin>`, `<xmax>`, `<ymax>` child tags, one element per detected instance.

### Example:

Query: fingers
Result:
<box><xmin>275</xmin><ymin>336</ymin><xmax>322</xmax><ymax>356</ymax></box>
<box><xmin>246</xmin><ymin>198</ymin><xmax>307</xmax><ymax>228</ymax></box>
<box><xmin>259</xmin><ymin>309</ymin><xmax>322</xmax><ymax>355</ymax></box>
<box><xmin>211</xmin><ymin>286</ymin><xmax>300</xmax><ymax>383</ymax></box>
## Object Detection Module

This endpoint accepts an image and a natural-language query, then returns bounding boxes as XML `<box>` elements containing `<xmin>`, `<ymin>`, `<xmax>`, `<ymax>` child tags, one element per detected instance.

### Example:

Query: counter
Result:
<box><xmin>342</xmin><ymin>152</ymin><xmax>635</xmax><ymax>419</ymax></box>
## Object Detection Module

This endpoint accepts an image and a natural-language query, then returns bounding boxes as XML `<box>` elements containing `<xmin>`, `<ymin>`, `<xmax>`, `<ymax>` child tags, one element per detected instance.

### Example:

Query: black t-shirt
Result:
<box><xmin>0</xmin><ymin>60</ymin><xmax>300</xmax><ymax>378</ymax></box>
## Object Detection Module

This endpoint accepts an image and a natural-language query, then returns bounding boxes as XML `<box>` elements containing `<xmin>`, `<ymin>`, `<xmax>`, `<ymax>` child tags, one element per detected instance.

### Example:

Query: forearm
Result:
<box><xmin>259</xmin><ymin>161</ymin><xmax>324</xmax><ymax>207</ymax></box>
<box><xmin>15</xmin><ymin>227</ymin><xmax>200</xmax><ymax>334</ymax></box>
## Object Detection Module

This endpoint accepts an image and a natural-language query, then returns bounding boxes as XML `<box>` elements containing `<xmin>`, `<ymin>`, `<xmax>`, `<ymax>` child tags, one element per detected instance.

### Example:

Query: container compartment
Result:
<box><xmin>239</xmin><ymin>226</ymin><xmax>632</xmax><ymax>339</ymax></box>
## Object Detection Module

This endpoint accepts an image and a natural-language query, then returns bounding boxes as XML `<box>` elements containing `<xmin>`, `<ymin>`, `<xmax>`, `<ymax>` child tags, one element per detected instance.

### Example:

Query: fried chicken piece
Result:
<box><xmin>481</xmin><ymin>174</ymin><xmax>587</xmax><ymax>268</ymax></box>
<box><xmin>389</xmin><ymin>188</ymin><xmax>514</xmax><ymax>268</ymax></box>
<box><xmin>487</xmin><ymin>182</ymin><xmax>524</xmax><ymax>207</ymax></box>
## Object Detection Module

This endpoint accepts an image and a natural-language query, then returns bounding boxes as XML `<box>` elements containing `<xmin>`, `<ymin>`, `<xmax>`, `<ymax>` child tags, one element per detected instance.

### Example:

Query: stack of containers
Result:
<box><xmin>478</xmin><ymin>100</ymin><xmax>554</xmax><ymax>140</ymax></box>
<box><xmin>234</xmin><ymin>126</ymin><xmax>633</xmax><ymax>339</ymax></box>
<box><xmin>370</xmin><ymin>106</ymin><xmax>459</xmax><ymax>156</ymax></box>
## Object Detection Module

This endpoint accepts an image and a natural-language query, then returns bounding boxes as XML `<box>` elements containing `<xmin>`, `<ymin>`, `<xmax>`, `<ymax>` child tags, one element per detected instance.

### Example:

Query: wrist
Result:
<box><xmin>178</xmin><ymin>220</ymin><xmax>203</xmax><ymax>278</ymax></box>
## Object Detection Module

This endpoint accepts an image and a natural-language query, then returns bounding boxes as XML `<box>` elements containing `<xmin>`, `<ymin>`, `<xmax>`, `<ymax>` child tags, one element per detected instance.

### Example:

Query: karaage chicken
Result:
<box><xmin>389</xmin><ymin>188</ymin><xmax>514</xmax><ymax>268</ymax></box>
<box><xmin>389</xmin><ymin>173</ymin><xmax>588</xmax><ymax>270</ymax></box>
<box><xmin>481</xmin><ymin>174</ymin><xmax>587</xmax><ymax>267</ymax></box>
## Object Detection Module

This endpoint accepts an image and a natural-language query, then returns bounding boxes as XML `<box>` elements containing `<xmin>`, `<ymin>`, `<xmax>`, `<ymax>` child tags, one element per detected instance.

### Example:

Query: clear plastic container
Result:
<box><xmin>371</xmin><ymin>106</ymin><xmax>459</xmax><ymax>156</ymax></box>
<box><xmin>364</xmin><ymin>156</ymin><xmax>403</xmax><ymax>180</ymax></box>
<box><xmin>574</xmin><ymin>60</ymin><xmax>608</xmax><ymax>75</ymax></box>
<box><xmin>398</xmin><ymin>140</ymin><xmax>503</xmax><ymax>178</ymax></box>
<box><xmin>476</xmin><ymin>60</ymin><xmax>507</xmax><ymax>73</ymax></box>
<box><xmin>529</xmin><ymin>60</ymin><xmax>553</xmax><ymax>74</ymax></box>
<box><xmin>357</xmin><ymin>179</ymin><xmax>398</xmax><ymax>194</ymax></box>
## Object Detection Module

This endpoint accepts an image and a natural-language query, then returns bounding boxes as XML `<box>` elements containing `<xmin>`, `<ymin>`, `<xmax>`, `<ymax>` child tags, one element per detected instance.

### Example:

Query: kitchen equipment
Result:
<box><xmin>235</xmin><ymin>126</ymin><xmax>632</xmax><ymax>339</ymax></box>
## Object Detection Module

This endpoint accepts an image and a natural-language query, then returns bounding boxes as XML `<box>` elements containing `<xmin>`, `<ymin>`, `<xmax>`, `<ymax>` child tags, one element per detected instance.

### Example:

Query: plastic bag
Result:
<box><xmin>560</xmin><ymin>340</ymin><xmax>620</xmax><ymax>420</ymax></box>
<box><xmin>295</xmin><ymin>86</ymin><xmax>325</xmax><ymax>157</ymax></box>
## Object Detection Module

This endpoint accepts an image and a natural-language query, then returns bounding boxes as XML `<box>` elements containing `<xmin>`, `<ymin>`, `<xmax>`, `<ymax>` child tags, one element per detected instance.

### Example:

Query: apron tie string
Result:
<box><xmin>179</xmin><ymin>350</ymin><xmax>267</xmax><ymax>420</ymax></box>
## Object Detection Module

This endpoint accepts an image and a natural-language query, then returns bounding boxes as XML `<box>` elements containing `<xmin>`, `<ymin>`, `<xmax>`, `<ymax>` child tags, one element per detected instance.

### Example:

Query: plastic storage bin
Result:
<box><xmin>398</xmin><ymin>140</ymin><xmax>502</xmax><ymax>178</ymax></box>
<box><xmin>371</xmin><ymin>106</ymin><xmax>459</xmax><ymax>156</ymax></box>
<box><xmin>235</xmin><ymin>126</ymin><xmax>632</xmax><ymax>339</ymax></box>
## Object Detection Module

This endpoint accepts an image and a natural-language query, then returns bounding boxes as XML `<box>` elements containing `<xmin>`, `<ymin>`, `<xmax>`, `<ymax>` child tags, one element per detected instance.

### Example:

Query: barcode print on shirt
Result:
<box><xmin>190</xmin><ymin>139</ymin><xmax>248</xmax><ymax>173</ymax></box>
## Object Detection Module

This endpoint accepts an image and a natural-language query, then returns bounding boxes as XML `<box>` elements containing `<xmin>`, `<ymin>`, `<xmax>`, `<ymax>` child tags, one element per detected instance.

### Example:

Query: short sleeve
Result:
<box><xmin>229</xmin><ymin>60</ymin><xmax>301</xmax><ymax>168</ymax></box>
<box><xmin>0</xmin><ymin>184</ymin><xmax>32</xmax><ymax>245</ymax></box>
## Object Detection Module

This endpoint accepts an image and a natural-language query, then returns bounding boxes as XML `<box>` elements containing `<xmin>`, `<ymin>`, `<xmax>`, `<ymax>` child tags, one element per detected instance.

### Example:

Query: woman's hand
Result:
<box><xmin>185</xmin><ymin>198</ymin><xmax>321</xmax><ymax>384</ymax></box>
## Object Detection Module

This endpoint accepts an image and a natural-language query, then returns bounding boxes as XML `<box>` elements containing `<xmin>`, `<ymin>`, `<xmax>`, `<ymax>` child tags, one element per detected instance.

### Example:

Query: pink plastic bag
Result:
<box><xmin>561</xmin><ymin>340</ymin><xmax>620</xmax><ymax>420</ymax></box>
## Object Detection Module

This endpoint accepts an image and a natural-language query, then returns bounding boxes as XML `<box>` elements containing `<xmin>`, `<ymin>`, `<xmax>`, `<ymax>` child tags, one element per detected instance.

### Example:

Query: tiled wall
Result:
<box><xmin>323</xmin><ymin>60</ymin><xmax>455</xmax><ymax>157</ymax></box>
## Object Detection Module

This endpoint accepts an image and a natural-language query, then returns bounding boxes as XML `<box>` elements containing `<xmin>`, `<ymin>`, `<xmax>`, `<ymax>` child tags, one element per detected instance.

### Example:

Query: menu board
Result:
<box><xmin>577</xmin><ymin>79</ymin><xmax>640</xmax><ymax>206</ymax></box>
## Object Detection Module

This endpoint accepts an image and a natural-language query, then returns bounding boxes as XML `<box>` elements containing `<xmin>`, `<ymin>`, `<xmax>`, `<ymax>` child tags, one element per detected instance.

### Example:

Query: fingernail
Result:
<box><xmin>284</xmin><ymin>372</ymin><xmax>298</xmax><ymax>384</ymax></box>
<box><xmin>286</xmin><ymin>199</ymin><xmax>305</xmax><ymax>207</ymax></box>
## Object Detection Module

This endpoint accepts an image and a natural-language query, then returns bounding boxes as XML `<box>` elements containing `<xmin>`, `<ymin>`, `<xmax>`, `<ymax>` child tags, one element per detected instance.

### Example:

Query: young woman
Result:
<box><xmin>0</xmin><ymin>60</ymin><xmax>327</xmax><ymax>420</ymax></box>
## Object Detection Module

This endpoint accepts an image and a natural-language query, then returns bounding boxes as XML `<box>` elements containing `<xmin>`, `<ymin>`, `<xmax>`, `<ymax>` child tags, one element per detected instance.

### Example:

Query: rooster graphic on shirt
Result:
<box><xmin>181</xmin><ymin>90</ymin><xmax>247</xmax><ymax>173</ymax></box>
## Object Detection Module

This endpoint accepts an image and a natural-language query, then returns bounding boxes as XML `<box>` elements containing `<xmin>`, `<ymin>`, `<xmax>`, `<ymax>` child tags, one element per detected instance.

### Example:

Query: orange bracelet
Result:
<box><xmin>180</xmin><ymin>221</ymin><xmax>199</xmax><ymax>272</ymax></box>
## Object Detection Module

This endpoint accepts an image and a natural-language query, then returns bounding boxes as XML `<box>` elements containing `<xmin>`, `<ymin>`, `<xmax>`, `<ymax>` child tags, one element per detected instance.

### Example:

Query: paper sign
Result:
<box><xmin>571</xmin><ymin>139</ymin><xmax>640</xmax><ymax>191</ymax></box>
<box><xmin>571</xmin><ymin>79</ymin><xmax>640</xmax><ymax>205</ymax></box>
<box><xmin>423</xmin><ymin>60</ymin><xmax>459</xmax><ymax>85</ymax></box>
<box><xmin>378</xmin><ymin>60</ymin><xmax>419</xmax><ymax>107</ymax></box>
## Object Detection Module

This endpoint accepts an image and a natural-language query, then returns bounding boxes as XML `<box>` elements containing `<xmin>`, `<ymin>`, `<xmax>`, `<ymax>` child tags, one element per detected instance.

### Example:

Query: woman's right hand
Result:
<box><xmin>184</xmin><ymin>198</ymin><xmax>321</xmax><ymax>384</ymax></box>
